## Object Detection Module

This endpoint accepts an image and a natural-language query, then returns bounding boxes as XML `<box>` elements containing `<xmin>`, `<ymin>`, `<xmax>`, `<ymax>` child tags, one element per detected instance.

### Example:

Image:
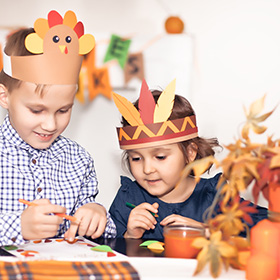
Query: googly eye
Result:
<box><xmin>65</xmin><ymin>36</ymin><xmax>72</xmax><ymax>43</ymax></box>
<box><xmin>53</xmin><ymin>36</ymin><xmax>60</xmax><ymax>43</ymax></box>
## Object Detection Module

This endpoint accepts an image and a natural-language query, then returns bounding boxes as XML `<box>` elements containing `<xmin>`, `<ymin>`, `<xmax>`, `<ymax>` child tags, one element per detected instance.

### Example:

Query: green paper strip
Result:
<box><xmin>91</xmin><ymin>245</ymin><xmax>113</xmax><ymax>252</ymax></box>
<box><xmin>4</xmin><ymin>245</ymin><xmax>18</xmax><ymax>250</ymax></box>
<box><xmin>139</xmin><ymin>240</ymin><xmax>159</xmax><ymax>247</ymax></box>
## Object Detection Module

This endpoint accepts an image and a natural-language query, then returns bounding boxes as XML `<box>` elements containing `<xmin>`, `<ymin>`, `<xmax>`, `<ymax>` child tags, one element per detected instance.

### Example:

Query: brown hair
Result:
<box><xmin>0</xmin><ymin>27</ymin><xmax>45</xmax><ymax>94</ymax></box>
<box><xmin>122</xmin><ymin>90</ymin><xmax>221</xmax><ymax>173</ymax></box>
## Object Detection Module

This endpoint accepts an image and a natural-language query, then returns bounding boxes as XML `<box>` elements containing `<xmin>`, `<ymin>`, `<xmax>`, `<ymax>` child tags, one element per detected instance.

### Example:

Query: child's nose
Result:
<box><xmin>41</xmin><ymin>115</ymin><xmax>57</xmax><ymax>131</ymax></box>
<box><xmin>143</xmin><ymin>160</ymin><xmax>155</xmax><ymax>174</ymax></box>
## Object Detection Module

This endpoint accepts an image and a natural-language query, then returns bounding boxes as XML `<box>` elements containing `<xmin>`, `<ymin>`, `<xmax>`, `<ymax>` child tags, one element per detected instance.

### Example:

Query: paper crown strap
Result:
<box><xmin>3</xmin><ymin>52</ymin><xmax>82</xmax><ymax>85</ymax></box>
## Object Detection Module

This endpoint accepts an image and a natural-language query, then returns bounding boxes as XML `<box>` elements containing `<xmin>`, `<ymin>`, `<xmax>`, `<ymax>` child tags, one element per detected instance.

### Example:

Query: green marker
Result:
<box><xmin>126</xmin><ymin>202</ymin><xmax>159</xmax><ymax>217</ymax></box>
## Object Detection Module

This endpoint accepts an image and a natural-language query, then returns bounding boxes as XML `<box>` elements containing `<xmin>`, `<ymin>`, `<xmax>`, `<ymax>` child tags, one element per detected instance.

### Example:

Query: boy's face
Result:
<box><xmin>4</xmin><ymin>82</ymin><xmax>76</xmax><ymax>149</ymax></box>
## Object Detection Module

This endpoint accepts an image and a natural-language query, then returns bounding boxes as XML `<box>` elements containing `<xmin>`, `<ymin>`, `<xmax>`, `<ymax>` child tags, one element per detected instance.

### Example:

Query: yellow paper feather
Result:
<box><xmin>153</xmin><ymin>79</ymin><xmax>176</xmax><ymax>123</ymax></box>
<box><xmin>113</xmin><ymin>93</ymin><xmax>144</xmax><ymax>126</ymax></box>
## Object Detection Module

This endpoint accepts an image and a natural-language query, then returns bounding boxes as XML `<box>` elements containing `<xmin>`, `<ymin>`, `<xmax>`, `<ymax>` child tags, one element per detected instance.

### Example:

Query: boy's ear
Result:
<box><xmin>0</xmin><ymin>84</ymin><xmax>9</xmax><ymax>109</ymax></box>
<box><xmin>186</xmin><ymin>143</ymin><xmax>198</xmax><ymax>163</ymax></box>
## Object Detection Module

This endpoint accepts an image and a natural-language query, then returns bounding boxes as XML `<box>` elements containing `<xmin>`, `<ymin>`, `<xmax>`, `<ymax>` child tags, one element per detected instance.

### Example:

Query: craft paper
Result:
<box><xmin>84</xmin><ymin>47</ymin><xmax>96</xmax><ymax>74</ymax></box>
<box><xmin>147</xmin><ymin>242</ymin><xmax>164</xmax><ymax>253</ymax></box>
<box><xmin>113</xmin><ymin>93</ymin><xmax>144</xmax><ymax>126</ymax></box>
<box><xmin>91</xmin><ymin>245</ymin><xmax>113</xmax><ymax>252</ymax></box>
<box><xmin>104</xmin><ymin>34</ymin><xmax>131</xmax><ymax>69</ymax></box>
<box><xmin>113</xmin><ymin>79</ymin><xmax>198</xmax><ymax>150</ymax></box>
<box><xmin>3</xmin><ymin>10</ymin><xmax>95</xmax><ymax>85</ymax></box>
<box><xmin>138</xmin><ymin>79</ymin><xmax>156</xmax><ymax>124</ymax></box>
<box><xmin>88</xmin><ymin>67</ymin><xmax>112</xmax><ymax>100</ymax></box>
<box><xmin>139</xmin><ymin>240</ymin><xmax>159</xmax><ymax>247</ymax></box>
<box><xmin>2</xmin><ymin>237</ymin><xmax>125</xmax><ymax>261</ymax></box>
<box><xmin>139</xmin><ymin>240</ymin><xmax>165</xmax><ymax>253</ymax></box>
<box><xmin>153</xmin><ymin>79</ymin><xmax>176</xmax><ymax>123</ymax></box>
<box><xmin>124</xmin><ymin>52</ymin><xmax>145</xmax><ymax>84</ymax></box>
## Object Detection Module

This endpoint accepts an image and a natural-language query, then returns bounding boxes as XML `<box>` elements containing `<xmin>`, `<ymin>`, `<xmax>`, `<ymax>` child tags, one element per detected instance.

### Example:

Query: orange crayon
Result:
<box><xmin>18</xmin><ymin>199</ymin><xmax>77</xmax><ymax>223</ymax></box>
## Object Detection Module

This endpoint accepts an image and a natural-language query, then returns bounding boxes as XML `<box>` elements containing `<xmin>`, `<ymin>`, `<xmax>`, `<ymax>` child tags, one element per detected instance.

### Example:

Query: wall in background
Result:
<box><xmin>1</xmin><ymin>0</ymin><xmax>279</xmax><ymax>209</ymax></box>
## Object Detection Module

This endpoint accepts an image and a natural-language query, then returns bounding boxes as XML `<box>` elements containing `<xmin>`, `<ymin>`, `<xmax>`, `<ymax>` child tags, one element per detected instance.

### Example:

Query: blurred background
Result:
<box><xmin>1</xmin><ymin>0</ymin><xmax>279</xmax><ymax>209</ymax></box>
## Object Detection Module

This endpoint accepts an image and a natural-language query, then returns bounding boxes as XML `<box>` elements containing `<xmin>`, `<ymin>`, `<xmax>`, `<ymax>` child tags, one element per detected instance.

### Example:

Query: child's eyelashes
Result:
<box><xmin>129</xmin><ymin>155</ymin><xmax>167</xmax><ymax>161</ymax></box>
<box><xmin>131</xmin><ymin>157</ymin><xmax>141</xmax><ymax>162</ymax></box>
<box><xmin>156</xmin><ymin>155</ymin><xmax>166</xmax><ymax>160</ymax></box>
<box><xmin>30</xmin><ymin>109</ymin><xmax>42</xmax><ymax>114</ymax></box>
<box><xmin>58</xmin><ymin>108</ymin><xmax>70</xmax><ymax>114</ymax></box>
<box><xmin>29</xmin><ymin>108</ymin><xmax>70</xmax><ymax>114</ymax></box>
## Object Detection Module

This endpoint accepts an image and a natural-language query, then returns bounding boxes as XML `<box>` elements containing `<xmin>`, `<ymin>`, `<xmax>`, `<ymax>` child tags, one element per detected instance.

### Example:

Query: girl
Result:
<box><xmin>109</xmin><ymin>79</ymin><xmax>267</xmax><ymax>239</ymax></box>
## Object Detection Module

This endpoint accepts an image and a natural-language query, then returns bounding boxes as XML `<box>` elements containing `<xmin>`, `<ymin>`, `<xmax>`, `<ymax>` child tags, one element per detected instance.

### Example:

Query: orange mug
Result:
<box><xmin>164</xmin><ymin>225</ymin><xmax>205</xmax><ymax>258</ymax></box>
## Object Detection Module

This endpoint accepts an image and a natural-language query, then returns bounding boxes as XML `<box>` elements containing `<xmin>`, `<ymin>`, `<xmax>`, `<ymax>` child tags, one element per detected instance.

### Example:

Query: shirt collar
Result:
<box><xmin>2</xmin><ymin>114</ymin><xmax>30</xmax><ymax>149</ymax></box>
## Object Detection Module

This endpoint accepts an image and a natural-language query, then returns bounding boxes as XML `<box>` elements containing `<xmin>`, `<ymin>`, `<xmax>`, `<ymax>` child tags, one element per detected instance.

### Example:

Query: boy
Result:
<box><xmin>0</xmin><ymin>10</ymin><xmax>116</xmax><ymax>246</ymax></box>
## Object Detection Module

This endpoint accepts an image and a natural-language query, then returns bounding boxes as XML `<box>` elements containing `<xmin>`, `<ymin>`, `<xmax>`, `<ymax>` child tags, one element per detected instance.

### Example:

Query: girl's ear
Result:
<box><xmin>0</xmin><ymin>84</ymin><xmax>9</xmax><ymax>109</ymax></box>
<box><xmin>186</xmin><ymin>143</ymin><xmax>198</xmax><ymax>163</ymax></box>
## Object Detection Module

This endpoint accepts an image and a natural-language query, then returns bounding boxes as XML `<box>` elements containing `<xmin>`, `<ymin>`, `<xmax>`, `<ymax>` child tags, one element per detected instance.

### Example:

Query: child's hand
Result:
<box><xmin>124</xmin><ymin>202</ymin><xmax>159</xmax><ymax>239</ymax></box>
<box><xmin>64</xmin><ymin>203</ymin><xmax>107</xmax><ymax>242</ymax></box>
<box><xmin>21</xmin><ymin>199</ymin><xmax>66</xmax><ymax>240</ymax></box>
<box><xmin>160</xmin><ymin>214</ymin><xmax>205</xmax><ymax>228</ymax></box>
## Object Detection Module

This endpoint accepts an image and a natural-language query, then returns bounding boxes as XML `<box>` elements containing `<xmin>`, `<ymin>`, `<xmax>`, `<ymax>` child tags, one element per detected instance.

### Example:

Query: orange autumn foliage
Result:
<box><xmin>179</xmin><ymin>94</ymin><xmax>279</xmax><ymax>278</ymax></box>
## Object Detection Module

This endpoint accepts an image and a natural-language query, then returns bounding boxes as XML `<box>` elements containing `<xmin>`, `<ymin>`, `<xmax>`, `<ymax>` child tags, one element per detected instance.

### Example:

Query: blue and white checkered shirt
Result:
<box><xmin>0</xmin><ymin>115</ymin><xmax>116</xmax><ymax>246</ymax></box>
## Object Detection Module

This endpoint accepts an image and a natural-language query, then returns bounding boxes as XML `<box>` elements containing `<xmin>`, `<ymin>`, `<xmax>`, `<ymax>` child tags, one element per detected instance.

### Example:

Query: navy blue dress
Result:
<box><xmin>109</xmin><ymin>173</ymin><xmax>267</xmax><ymax>239</ymax></box>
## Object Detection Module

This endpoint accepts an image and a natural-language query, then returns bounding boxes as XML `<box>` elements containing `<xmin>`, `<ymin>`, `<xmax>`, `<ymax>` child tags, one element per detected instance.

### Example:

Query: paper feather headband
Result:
<box><xmin>3</xmin><ymin>10</ymin><xmax>95</xmax><ymax>85</ymax></box>
<box><xmin>113</xmin><ymin>79</ymin><xmax>198</xmax><ymax>150</ymax></box>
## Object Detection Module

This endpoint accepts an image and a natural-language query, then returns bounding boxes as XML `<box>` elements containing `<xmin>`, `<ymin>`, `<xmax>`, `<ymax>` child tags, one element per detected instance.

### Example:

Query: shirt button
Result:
<box><xmin>32</xmin><ymin>159</ymin><xmax>36</xmax><ymax>164</ymax></box>
<box><xmin>37</xmin><ymin>188</ymin><xmax>42</xmax><ymax>193</ymax></box>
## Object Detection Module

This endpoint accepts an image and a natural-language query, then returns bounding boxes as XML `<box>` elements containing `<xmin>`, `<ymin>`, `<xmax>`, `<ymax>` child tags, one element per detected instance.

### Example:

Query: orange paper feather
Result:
<box><xmin>153</xmin><ymin>79</ymin><xmax>176</xmax><ymax>123</ymax></box>
<box><xmin>113</xmin><ymin>93</ymin><xmax>144</xmax><ymax>126</ymax></box>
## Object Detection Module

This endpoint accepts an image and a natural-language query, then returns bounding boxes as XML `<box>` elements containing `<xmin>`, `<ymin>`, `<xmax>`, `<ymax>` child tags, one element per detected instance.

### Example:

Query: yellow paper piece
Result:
<box><xmin>147</xmin><ymin>242</ymin><xmax>164</xmax><ymax>253</ymax></box>
<box><xmin>153</xmin><ymin>79</ymin><xmax>176</xmax><ymax>123</ymax></box>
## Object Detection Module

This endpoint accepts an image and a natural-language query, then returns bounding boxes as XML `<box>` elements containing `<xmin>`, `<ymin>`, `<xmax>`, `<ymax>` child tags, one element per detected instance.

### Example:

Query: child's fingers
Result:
<box><xmin>129</xmin><ymin>212</ymin><xmax>156</xmax><ymax>230</ymax></box>
<box><xmin>65</xmin><ymin>221</ymin><xmax>80</xmax><ymax>242</ymax></box>
<box><xmin>160</xmin><ymin>214</ymin><xmax>204</xmax><ymax>228</ymax></box>
<box><xmin>89</xmin><ymin>217</ymin><xmax>107</xmax><ymax>239</ymax></box>
<box><xmin>137</xmin><ymin>202</ymin><xmax>159</xmax><ymax>216</ymax></box>
<box><xmin>131</xmin><ymin>208</ymin><xmax>157</xmax><ymax>224</ymax></box>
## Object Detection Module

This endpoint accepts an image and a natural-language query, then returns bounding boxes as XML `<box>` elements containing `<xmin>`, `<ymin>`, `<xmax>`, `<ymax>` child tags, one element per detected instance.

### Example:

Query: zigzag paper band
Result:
<box><xmin>117</xmin><ymin>115</ymin><xmax>198</xmax><ymax>150</ymax></box>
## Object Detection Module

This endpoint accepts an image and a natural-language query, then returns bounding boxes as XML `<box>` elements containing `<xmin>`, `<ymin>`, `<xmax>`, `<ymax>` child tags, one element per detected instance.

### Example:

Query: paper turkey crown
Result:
<box><xmin>113</xmin><ymin>79</ymin><xmax>198</xmax><ymax>150</ymax></box>
<box><xmin>3</xmin><ymin>10</ymin><xmax>95</xmax><ymax>85</ymax></box>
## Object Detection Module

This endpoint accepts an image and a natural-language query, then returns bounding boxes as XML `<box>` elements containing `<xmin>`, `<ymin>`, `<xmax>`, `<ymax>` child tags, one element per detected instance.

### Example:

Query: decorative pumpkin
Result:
<box><xmin>165</xmin><ymin>16</ymin><xmax>184</xmax><ymax>34</ymax></box>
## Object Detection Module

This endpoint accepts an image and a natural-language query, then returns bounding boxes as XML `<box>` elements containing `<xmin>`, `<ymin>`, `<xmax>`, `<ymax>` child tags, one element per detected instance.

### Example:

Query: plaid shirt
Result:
<box><xmin>0</xmin><ymin>115</ymin><xmax>116</xmax><ymax>246</ymax></box>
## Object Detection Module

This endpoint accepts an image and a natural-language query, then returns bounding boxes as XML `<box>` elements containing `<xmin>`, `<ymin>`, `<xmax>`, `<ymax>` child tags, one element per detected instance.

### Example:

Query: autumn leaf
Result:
<box><xmin>192</xmin><ymin>231</ymin><xmax>237</xmax><ymax>278</ymax></box>
<box><xmin>192</xmin><ymin>94</ymin><xmax>280</xmax><ymax>278</ymax></box>
<box><xmin>242</xmin><ymin>94</ymin><xmax>276</xmax><ymax>139</ymax></box>
<box><xmin>208</xmin><ymin>197</ymin><xmax>255</xmax><ymax>239</ymax></box>
<box><xmin>176</xmin><ymin>156</ymin><xmax>218</xmax><ymax>187</ymax></box>
<box><xmin>252</xmin><ymin>153</ymin><xmax>280</xmax><ymax>203</ymax></box>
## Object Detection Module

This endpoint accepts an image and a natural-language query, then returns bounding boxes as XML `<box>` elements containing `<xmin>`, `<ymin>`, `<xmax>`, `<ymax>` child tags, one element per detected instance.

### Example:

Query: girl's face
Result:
<box><xmin>128</xmin><ymin>143</ymin><xmax>190</xmax><ymax>201</ymax></box>
<box><xmin>1</xmin><ymin>82</ymin><xmax>76</xmax><ymax>150</ymax></box>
